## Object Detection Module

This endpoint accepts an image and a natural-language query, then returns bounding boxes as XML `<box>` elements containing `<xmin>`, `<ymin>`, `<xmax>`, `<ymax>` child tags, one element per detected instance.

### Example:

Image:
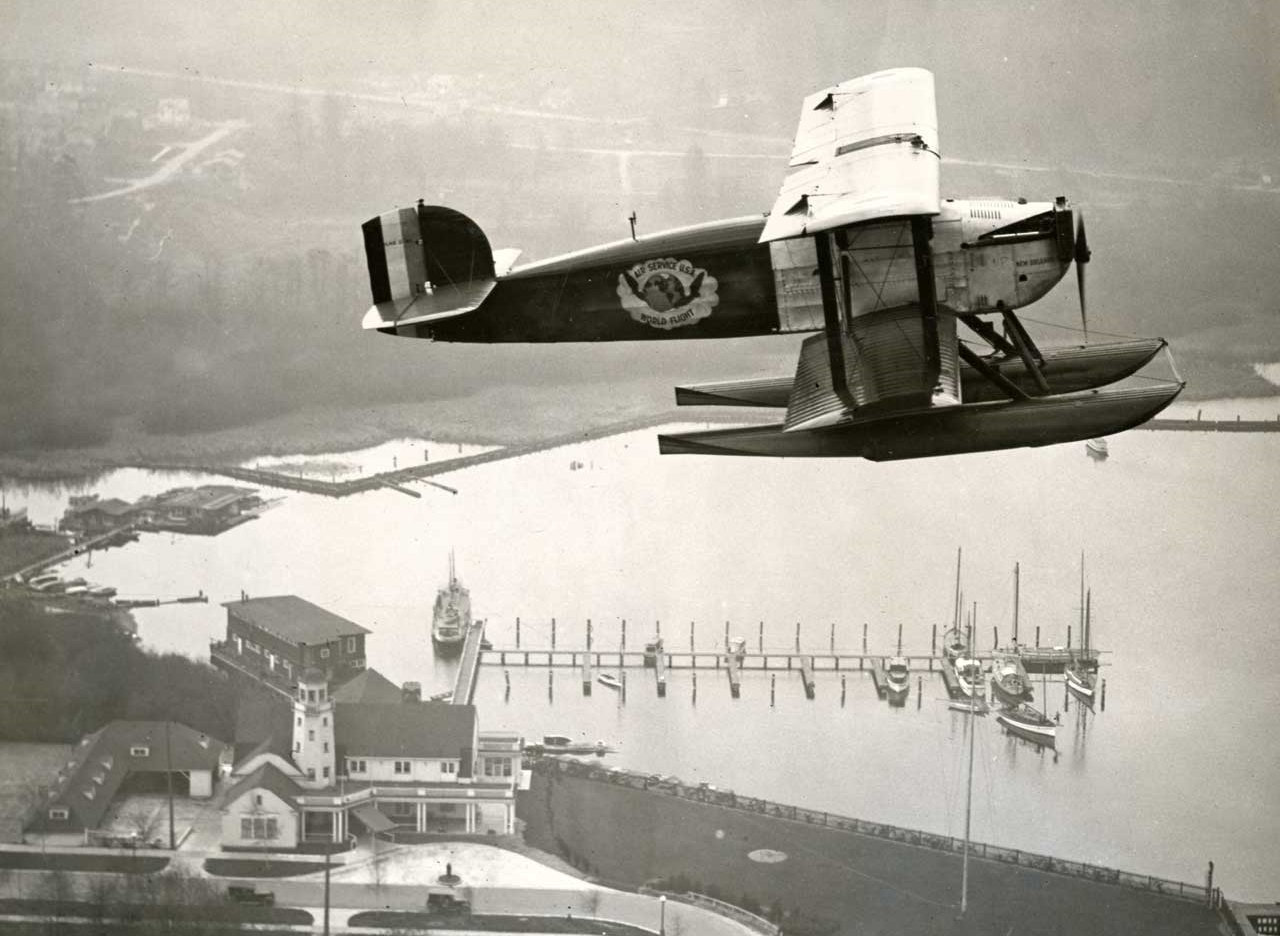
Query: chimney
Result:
<box><xmin>402</xmin><ymin>681</ymin><xmax>421</xmax><ymax>703</ymax></box>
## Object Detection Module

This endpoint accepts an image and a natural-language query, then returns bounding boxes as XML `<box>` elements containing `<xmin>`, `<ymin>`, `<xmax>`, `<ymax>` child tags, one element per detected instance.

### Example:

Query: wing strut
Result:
<box><xmin>956</xmin><ymin>342</ymin><xmax>1029</xmax><ymax>401</ymax></box>
<box><xmin>910</xmin><ymin>217</ymin><xmax>942</xmax><ymax>393</ymax></box>
<box><xmin>816</xmin><ymin>233</ymin><xmax>857</xmax><ymax>412</ymax></box>
<box><xmin>959</xmin><ymin>314</ymin><xmax>1019</xmax><ymax>358</ymax></box>
<box><xmin>1001</xmin><ymin>311</ymin><xmax>1051</xmax><ymax>394</ymax></box>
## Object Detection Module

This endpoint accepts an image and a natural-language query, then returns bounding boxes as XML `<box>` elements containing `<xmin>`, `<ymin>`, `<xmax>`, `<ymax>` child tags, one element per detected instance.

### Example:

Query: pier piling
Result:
<box><xmin>862</xmin><ymin>622</ymin><xmax>868</xmax><ymax>654</ymax></box>
<box><xmin>516</xmin><ymin>617</ymin><xmax>521</xmax><ymax>649</ymax></box>
<box><xmin>1035</xmin><ymin>626</ymin><xmax>1040</xmax><ymax>648</ymax></box>
<box><xmin>830</xmin><ymin>622</ymin><xmax>835</xmax><ymax>653</ymax></box>
<box><xmin>1067</xmin><ymin>625</ymin><xmax>1072</xmax><ymax>649</ymax></box>
<box><xmin>692</xmin><ymin>671</ymin><xmax>697</xmax><ymax>704</ymax></box>
<box><xmin>725</xmin><ymin>620</ymin><xmax>730</xmax><ymax>652</ymax></box>
<box><xmin>993</xmin><ymin>626</ymin><xmax>999</xmax><ymax>650</ymax></box>
<box><xmin>841</xmin><ymin>675</ymin><xmax>846</xmax><ymax>706</ymax></box>
<box><xmin>621</xmin><ymin>618</ymin><xmax>626</xmax><ymax>652</ymax></box>
<box><xmin>690</xmin><ymin>620</ymin><xmax>695</xmax><ymax>651</ymax></box>
<box><xmin>587</xmin><ymin>618</ymin><xmax>592</xmax><ymax>651</ymax></box>
<box><xmin>582</xmin><ymin>652</ymin><xmax>592</xmax><ymax>696</ymax></box>
<box><xmin>799</xmin><ymin>656</ymin><xmax>815</xmax><ymax>699</ymax></box>
<box><xmin>1101</xmin><ymin>678</ymin><xmax>1107</xmax><ymax>711</ymax></box>
<box><xmin>770</xmin><ymin>673</ymin><xmax>776</xmax><ymax>707</ymax></box>
<box><xmin>758</xmin><ymin>621</ymin><xmax>764</xmax><ymax>653</ymax></box>
<box><xmin>656</xmin><ymin>619</ymin><xmax>661</xmax><ymax>639</ymax></box>
<box><xmin>795</xmin><ymin>621</ymin><xmax>801</xmax><ymax>653</ymax></box>
<box><xmin>548</xmin><ymin>670</ymin><xmax>553</xmax><ymax>700</ymax></box>
<box><xmin>551</xmin><ymin>617</ymin><xmax>557</xmax><ymax>650</ymax></box>
<box><xmin>917</xmin><ymin>675</ymin><xmax>923</xmax><ymax>709</ymax></box>
<box><xmin>932</xmin><ymin>623</ymin><xmax>937</xmax><ymax>655</ymax></box>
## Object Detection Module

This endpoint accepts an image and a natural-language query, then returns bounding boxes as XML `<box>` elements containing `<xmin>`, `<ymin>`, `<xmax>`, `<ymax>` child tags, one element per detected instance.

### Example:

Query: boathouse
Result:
<box><xmin>26</xmin><ymin>721</ymin><xmax>228</xmax><ymax>836</ymax></box>
<box><xmin>212</xmin><ymin>595</ymin><xmax>369</xmax><ymax>694</ymax></box>
<box><xmin>220</xmin><ymin>668</ymin><xmax>524</xmax><ymax>851</ymax></box>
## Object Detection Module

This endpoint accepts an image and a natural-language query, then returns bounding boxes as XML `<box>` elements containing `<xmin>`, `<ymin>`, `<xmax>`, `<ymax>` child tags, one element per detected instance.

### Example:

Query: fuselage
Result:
<box><xmin>390</xmin><ymin>198</ymin><xmax>1074</xmax><ymax>343</ymax></box>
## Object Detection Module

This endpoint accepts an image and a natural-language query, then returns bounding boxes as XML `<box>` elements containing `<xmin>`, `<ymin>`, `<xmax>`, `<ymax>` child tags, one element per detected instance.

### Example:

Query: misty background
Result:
<box><xmin>2</xmin><ymin>0</ymin><xmax>1278</xmax><ymax>451</ymax></box>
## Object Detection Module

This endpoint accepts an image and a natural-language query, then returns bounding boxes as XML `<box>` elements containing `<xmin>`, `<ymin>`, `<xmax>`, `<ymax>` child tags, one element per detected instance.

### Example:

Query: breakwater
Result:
<box><xmin>141</xmin><ymin>411</ymin><xmax>723</xmax><ymax>498</ymax></box>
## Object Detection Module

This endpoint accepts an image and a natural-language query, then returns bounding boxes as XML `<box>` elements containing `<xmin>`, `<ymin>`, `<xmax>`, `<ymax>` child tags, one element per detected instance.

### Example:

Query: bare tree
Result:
<box><xmin>122</xmin><ymin>804</ymin><xmax>162</xmax><ymax>843</ymax></box>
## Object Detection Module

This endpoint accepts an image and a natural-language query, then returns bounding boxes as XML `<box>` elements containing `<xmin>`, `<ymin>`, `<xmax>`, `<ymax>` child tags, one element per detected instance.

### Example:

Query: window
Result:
<box><xmin>320</xmin><ymin>647</ymin><xmax>330</xmax><ymax>659</ymax></box>
<box><xmin>307</xmin><ymin>768</ymin><xmax>315</xmax><ymax>780</ymax></box>
<box><xmin>241</xmin><ymin>816</ymin><xmax>278</xmax><ymax>840</ymax></box>
<box><xmin>130</xmin><ymin>746</ymin><xmax>150</xmax><ymax>757</ymax></box>
<box><xmin>296</xmin><ymin>717</ymin><xmax>301</xmax><ymax>726</ymax></box>
<box><xmin>347</xmin><ymin>637</ymin><xmax>356</xmax><ymax>653</ymax></box>
<box><xmin>254</xmin><ymin>794</ymin><xmax>263</xmax><ymax>806</ymax></box>
<box><xmin>308</xmin><ymin>729</ymin><xmax>315</xmax><ymax>741</ymax></box>
<box><xmin>391</xmin><ymin>802</ymin><xmax>414</xmax><ymax>816</ymax></box>
<box><xmin>394</xmin><ymin>760</ymin><xmax>410</xmax><ymax>775</ymax></box>
<box><xmin>322</xmin><ymin>717</ymin><xmax>327</xmax><ymax>727</ymax></box>
<box><xmin>48</xmin><ymin>807</ymin><xmax>69</xmax><ymax>821</ymax></box>
<box><xmin>441</xmin><ymin>761</ymin><xmax>456</xmax><ymax>775</ymax></box>
<box><xmin>322</xmin><ymin>766</ymin><xmax>330</xmax><ymax>779</ymax></box>
<box><xmin>307</xmin><ymin>689</ymin><xmax>316</xmax><ymax>703</ymax></box>
<box><xmin>294</xmin><ymin>741</ymin><xmax>300</xmax><ymax>753</ymax></box>
<box><xmin>322</xmin><ymin>742</ymin><xmax>329</xmax><ymax>753</ymax></box>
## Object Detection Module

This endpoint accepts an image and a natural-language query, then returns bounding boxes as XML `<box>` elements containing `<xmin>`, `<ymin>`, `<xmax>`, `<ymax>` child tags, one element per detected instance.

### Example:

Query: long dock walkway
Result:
<box><xmin>4</xmin><ymin>523</ymin><xmax>136</xmax><ymax>581</ymax></box>
<box><xmin>451</xmin><ymin>621</ymin><xmax>487</xmax><ymax>706</ymax></box>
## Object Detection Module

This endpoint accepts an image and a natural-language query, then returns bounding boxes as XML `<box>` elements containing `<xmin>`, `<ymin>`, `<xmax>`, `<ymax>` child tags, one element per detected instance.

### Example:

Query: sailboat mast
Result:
<box><xmin>953</xmin><ymin>547</ymin><xmax>962</xmax><ymax>633</ymax></box>
<box><xmin>1085</xmin><ymin>588</ymin><xmax>1092</xmax><ymax>653</ymax></box>
<box><xmin>1013</xmin><ymin>562</ymin><xmax>1020</xmax><ymax>645</ymax></box>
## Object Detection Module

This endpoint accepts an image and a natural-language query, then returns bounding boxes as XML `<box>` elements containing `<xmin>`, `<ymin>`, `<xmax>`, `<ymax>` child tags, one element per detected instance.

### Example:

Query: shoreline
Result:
<box><xmin>3</xmin><ymin>377</ymin><xmax>1277</xmax><ymax>483</ymax></box>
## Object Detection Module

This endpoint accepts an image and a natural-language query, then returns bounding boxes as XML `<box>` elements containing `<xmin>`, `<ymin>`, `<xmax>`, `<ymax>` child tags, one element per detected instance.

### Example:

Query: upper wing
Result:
<box><xmin>759</xmin><ymin>67</ymin><xmax>941</xmax><ymax>243</ymax></box>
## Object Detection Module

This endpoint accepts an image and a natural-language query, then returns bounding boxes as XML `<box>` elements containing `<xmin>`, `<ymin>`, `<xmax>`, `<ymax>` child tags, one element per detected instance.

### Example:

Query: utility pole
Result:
<box><xmin>323</xmin><ymin>834</ymin><xmax>332</xmax><ymax>935</ymax></box>
<box><xmin>165</xmin><ymin>721</ymin><xmax>175</xmax><ymax>850</ymax></box>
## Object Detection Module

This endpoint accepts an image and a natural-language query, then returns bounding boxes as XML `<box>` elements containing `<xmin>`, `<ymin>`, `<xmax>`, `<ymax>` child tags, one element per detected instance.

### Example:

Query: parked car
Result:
<box><xmin>427</xmin><ymin>892</ymin><xmax>470</xmax><ymax>915</ymax></box>
<box><xmin>227</xmin><ymin>885</ymin><xmax>275</xmax><ymax>906</ymax></box>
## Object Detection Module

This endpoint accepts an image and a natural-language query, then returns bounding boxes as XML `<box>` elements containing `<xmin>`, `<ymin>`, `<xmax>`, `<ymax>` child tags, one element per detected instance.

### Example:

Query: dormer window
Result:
<box><xmin>48</xmin><ymin>807</ymin><xmax>69</xmax><ymax>821</ymax></box>
<box><xmin>99</xmin><ymin>756</ymin><xmax>113</xmax><ymax>770</ymax></box>
<box><xmin>82</xmin><ymin>787</ymin><xmax>96</xmax><ymax>800</ymax></box>
<box><xmin>130</xmin><ymin>746</ymin><xmax>150</xmax><ymax>757</ymax></box>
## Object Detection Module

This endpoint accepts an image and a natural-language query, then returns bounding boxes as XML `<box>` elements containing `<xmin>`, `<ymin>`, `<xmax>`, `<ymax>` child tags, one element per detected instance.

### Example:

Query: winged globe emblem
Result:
<box><xmin>617</xmin><ymin>257</ymin><xmax>719</xmax><ymax>330</ymax></box>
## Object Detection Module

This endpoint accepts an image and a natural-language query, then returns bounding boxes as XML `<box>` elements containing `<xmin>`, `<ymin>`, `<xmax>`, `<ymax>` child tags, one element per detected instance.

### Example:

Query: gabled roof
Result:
<box><xmin>335</xmin><ymin>702</ymin><xmax>476</xmax><ymax>761</ymax></box>
<box><xmin>333</xmin><ymin>668</ymin><xmax>403</xmax><ymax>704</ymax></box>
<box><xmin>37</xmin><ymin>721</ymin><xmax>226</xmax><ymax>830</ymax></box>
<box><xmin>223</xmin><ymin>762</ymin><xmax>304</xmax><ymax>811</ymax></box>
<box><xmin>222</xmin><ymin>595</ymin><xmax>370</xmax><ymax>644</ymax></box>
<box><xmin>68</xmin><ymin>497</ymin><xmax>133</xmax><ymax>517</ymax></box>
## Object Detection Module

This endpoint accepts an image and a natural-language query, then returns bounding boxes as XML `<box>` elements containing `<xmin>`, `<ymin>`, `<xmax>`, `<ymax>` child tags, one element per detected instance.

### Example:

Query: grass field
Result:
<box><xmin>519</xmin><ymin>769</ymin><xmax>1222</xmax><ymax>936</ymax></box>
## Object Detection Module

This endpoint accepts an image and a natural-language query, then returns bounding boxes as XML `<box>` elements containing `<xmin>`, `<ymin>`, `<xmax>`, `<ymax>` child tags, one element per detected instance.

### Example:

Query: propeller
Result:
<box><xmin>1074</xmin><ymin>213</ymin><xmax>1091</xmax><ymax>343</ymax></box>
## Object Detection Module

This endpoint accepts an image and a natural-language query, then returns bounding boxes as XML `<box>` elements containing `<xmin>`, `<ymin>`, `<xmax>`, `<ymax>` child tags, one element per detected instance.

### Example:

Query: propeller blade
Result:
<box><xmin>1075</xmin><ymin>213</ymin><xmax>1090</xmax><ymax>342</ymax></box>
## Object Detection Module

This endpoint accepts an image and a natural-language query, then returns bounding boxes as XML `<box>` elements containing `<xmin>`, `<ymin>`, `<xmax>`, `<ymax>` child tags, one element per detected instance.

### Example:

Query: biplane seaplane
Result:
<box><xmin>358</xmin><ymin>67</ymin><xmax>1182</xmax><ymax>460</ymax></box>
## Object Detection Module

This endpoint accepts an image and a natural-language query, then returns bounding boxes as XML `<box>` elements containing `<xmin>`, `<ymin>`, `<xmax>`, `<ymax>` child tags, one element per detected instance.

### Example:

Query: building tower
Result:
<box><xmin>291</xmin><ymin>669</ymin><xmax>335</xmax><ymax>788</ymax></box>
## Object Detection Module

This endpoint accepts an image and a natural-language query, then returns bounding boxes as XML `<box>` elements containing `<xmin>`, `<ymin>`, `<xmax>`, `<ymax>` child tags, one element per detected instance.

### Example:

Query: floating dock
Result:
<box><xmin>451</xmin><ymin>621</ymin><xmax>487</xmax><ymax>706</ymax></box>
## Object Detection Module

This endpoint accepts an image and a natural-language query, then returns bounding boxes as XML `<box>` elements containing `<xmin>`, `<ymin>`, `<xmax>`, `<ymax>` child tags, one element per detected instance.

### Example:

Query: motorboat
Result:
<box><xmin>990</xmin><ymin>658</ymin><xmax>1033</xmax><ymax>705</ymax></box>
<box><xmin>596</xmin><ymin>673</ymin><xmax>622</xmax><ymax>690</ymax></box>
<box><xmin>431</xmin><ymin>551</ymin><xmax>470</xmax><ymax>653</ymax></box>
<box><xmin>953</xmin><ymin>657</ymin><xmax>984</xmax><ymax>698</ymax></box>
<box><xmin>885</xmin><ymin>656</ymin><xmax>911</xmax><ymax>702</ymax></box>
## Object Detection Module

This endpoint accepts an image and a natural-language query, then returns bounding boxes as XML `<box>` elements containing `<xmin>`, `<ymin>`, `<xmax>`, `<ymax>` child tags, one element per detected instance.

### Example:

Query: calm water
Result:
<box><xmin>4</xmin><ymin>417</ymin><xmax>1278</xmax><ymax>899</ymax></box>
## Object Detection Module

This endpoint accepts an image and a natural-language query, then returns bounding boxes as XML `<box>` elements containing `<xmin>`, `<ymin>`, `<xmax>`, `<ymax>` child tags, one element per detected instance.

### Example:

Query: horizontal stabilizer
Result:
<box><xmin>362</xmin><ymin>280</ymin><xmax>497</xmax><ymax>331</ymax></box>
<box><xmin>659</xmin><ymin>382</ymin><xmax>1183</xmax><ymax>460</ymax></box>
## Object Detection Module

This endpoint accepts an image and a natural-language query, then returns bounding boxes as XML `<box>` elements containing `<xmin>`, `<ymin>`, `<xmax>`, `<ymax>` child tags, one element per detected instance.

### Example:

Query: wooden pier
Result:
<box><xmin>451</xmin><ymin>621</ymin><xmax>487</xmax><ymax>706</ymax></box>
